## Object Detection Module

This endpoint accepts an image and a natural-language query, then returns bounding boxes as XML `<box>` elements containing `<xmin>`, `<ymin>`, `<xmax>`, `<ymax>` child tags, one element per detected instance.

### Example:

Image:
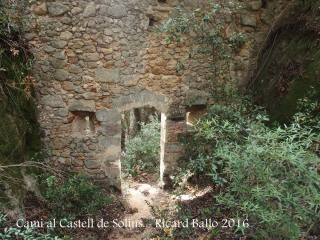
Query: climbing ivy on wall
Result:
<box><xmin>158</xmin><ymin>1</ymin><xmax>247</xmax><ymax>102</ymax></box>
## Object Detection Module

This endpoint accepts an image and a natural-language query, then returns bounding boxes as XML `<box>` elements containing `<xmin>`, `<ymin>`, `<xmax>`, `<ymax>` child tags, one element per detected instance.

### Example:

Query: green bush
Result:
<box><xmin>43</xmin><ymin>173</ymin><xmax>111</xmax><ymax>221</ymax></box>
<box><xmin>178</xmin><ymin>103</ymin><xmax>262</xmax><ymax>185</ymax></box>
<box><xmin>122</xmin><ymin>116</ymin><xmax>160</xmax><ymax>177</ymax></box>
<box><xmin>216</xmin><ymin>122</ymin><xmax>319</xmax><ymax>238</ymax></box>
<box><xmin>179</xmin><ymin>101</ymin><xmax>320</xmax><ymax>239</ymax></box>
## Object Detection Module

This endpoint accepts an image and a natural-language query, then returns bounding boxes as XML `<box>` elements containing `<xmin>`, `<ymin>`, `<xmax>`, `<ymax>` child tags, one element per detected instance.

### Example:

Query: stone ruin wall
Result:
<box><xmin>25</xmin><ymin>0</ymin><xmax>292</xmax><ymax>187</ymax></box>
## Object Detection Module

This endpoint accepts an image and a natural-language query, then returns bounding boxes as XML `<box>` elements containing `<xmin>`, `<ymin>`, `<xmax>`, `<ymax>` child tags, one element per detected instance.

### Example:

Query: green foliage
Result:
<box><xmin>159</xmin><ymin>3</ymin><xmax>244</xmax><ymax>51</ymax></box>
<box><xmin>0</xmin><ymin>0</ymin><xmax>40</xmax><ymax>210</ymax></box>
<box><xmin>215</xmin><ymin>123</ymin><xmax>319</xmax><ymax>238</ymax></box>
<box><xmin>158</xmin><ymin>2</ymin><xmax>247</xmax><ymax>101</ymax></box>
<box><xmin>122</xmin><ymin>117</ymin><xmax>160</xmax><ymax>177</ymax></box>
<box><xmin>0</xmin><ymin>0</ymin><xmax>34</xmax><ymax>36</ymax></box>
<box><xmin>294</xmin><ymin>95</ymin><xmax>320</xmax><ymax>131</ymax></box>
<box><xmin>0</xmin><ymin>0</ymin><xmax>38</xmax><ymax>162</ymax></box>
<box><xmin>43</xmin><ymin>173</ymin><xmax>111</xmax><ymax>221</ymax></box>
<box><xmin>0</xmin><ymin>213</ymin><xmax>61</xmax><ymax>240</ymax></box>
<box><xmin>228</xmin><ymin>32</ymin><xmax>248</xmax><ymax>51</ymax></box>
<box><xmin>178</xmin><ymin>99</ymin><xmax>320</xmax><ymax>238</ymax></box>
<box><xmin>178</xmin><ymin>102</ymin><xmax>264</xmax><ymax>186</ymax></box>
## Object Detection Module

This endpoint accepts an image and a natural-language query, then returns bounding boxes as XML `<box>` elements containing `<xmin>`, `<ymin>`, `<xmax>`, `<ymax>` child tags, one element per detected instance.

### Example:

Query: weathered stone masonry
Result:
<box><xmin>26</xmin><ymin>0</ymin><xmax>292</xmax><ymax>187</ymax></box>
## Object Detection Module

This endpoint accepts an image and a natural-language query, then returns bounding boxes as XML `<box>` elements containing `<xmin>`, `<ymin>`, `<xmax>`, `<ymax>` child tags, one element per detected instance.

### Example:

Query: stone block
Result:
<box><xmin>120</xmin><ymin>74</ymin><xmax>139</xmax><ymax>86</ymax></box>
<box><xmin>95</xmin><ymin>109</ymin><xmax>121</xmax><ymax>122</ymax></box>
<box><xmin>84</xmin><ymin>160</ymin><xmax>101</xmax><ymax>169</ymax></box>
<box><xmin>52</xmin><ymin>137</ymin><xmax>72</xmax><ymax>150</ymax></box>
<box><xmin>98</xmin><ymin>136</ymin><xmax>120</xmax><ymax>149</ymax></box>
<box><xmin>241</xmin><ymin>14</ymin><xmax>257</xmax><ymax>27</ymax></box>
<box><xmin>166</xmin><ymin>103</ymin><xmax>185</xmax><ymax>120</ymax></box>
<box><xmin>69</xmin><ymin>64</ymin><xmax>82</xmax><ymax>74</ymax></box>
<box><xmin>112</xmin><ymin>90</ymin><xmax>167</xmax><ymax>113</ymax></box>
<box><xmin>83</xmin><ymin>2</ymin><xmax>96</xmax><ymax>17</ymax></box>
<box><xmin>54</xmin><ymin>69</ymin><xmax>69</xmax><ymax>81</ymax></box>
<box><xmin>54</xmin><ymin>51</ymin><xmax>66</xmax><ymax>59</ymax></box>
<box><xmin>167</xmin><ymin>121</ymin><xmax>186</xmax><ymax>134</ymax></box>
<box><xmin>61</xmin><ymin>17</ymin><xmax>72</xmax><ymax>24</ymax></box>
<box><xmin>68</xmin><ymin>99</ymin><xmax>95</xmax><ymax>112</ymax></box>
<box><xmin>248</xmin><ymin>0</ymin><xmax>262</xmax><ymax>10</ymax></box>
<box><xmin>49</xmin><ymin>57</ymin><xmax>67</xmax><ymax>69</ymax></box>
<box><xmin>104</xmin><ymin>145</ymin><xmax>121</xmax><ymax>157</ymax></box>
<box><xmin>83</xmin><ymin>53</ymin><xmax>100</xmax><ymax>62</ymax></box>
<box><xmin>43</xmin><ymin>45</ymin><xmax>56</xmax><ymax>53</ymax></box>
<box><xmin>51</xmin><ymin>40</ymin><xmax>68</xmax><ymax>49</ymax></box>
<box><xmin>82</xmin><ymin>92</ymin><xmax>95</xmax><ymax>100</ymax></box>
<box><xmin>106</xmin><ymin>155</ymin><xmax>118</xmax><ymax>162</ymax></box>
<box><xmin>103</xmin><ymin>161</ymin><xmax>120</xmax><ymax>179</ymax></box>
<box><xmin>88</xmin><ymin>144</ymin><xmax>97</xmax><ymax>150</ymax></box>
<box><xmin>72</xmin><ymin>159</ymin><xmax>84</xmax><ymax>167</ymax></box>
<box><xmin>41</xmin><ymin>95</ymin><xmax>64</xmax><ymax>108</ymax></box>
<box><xmin>104</xmin><ymin>29</ymin><xmax>113</xmax><ymax>36</ymax></box>
<box><xmin>55</xmin><ymin>108</ymin><xmax>69</xmax><ymax>117</ymax></box>
<box><xmin>61</xmin><ymin>149</ymin><xmax>71</xmax><ymax>158</ymax></box>
<box><xmin>47</xmin><ymin>30</ymin><xmax>59</xmax><ymax>37</ymax></box>
<box><xmin>62</xmin><ymin>81</ymin><xmax>74</xmax><ymax>91</ymax></box>
<box><xmin>98</xmin><ymin>123</ymin><xmax>121</xmax><ymax>136</ymax></box>
<box><xmin>60</xmin><ymin>31</ymin><xmax>73</xmax><ymax>40</ymax></box>
<box><xmin>34</xmin><ymin>3</ymin><xmax>48</xmax><ymax>15</ymax></box>
<box><xmin>58</xmin><ymin>157</ymin><xmax>66</xmax><ymax>164</ymax></box>
<box><xmin>95</xmin><ymin>68</ymin><xmax>120</xmax><ymax>83</ymax></box>
<box><xmin>47</xmin><ymin>2</ymin><xmax>69</xmax><ymax>17</ymax></box>
<box><xmin>106</xmin><ymin>5</ymin><xmax>127</xmax><ymax>19</ymax></box>
<box><xmin>186</xmin><ymin>90</ymin><xmax>210</xmax><ymax>106</ymax></box>
<box><xmin>71</xmin><ymin>7</ymin><xmax>83</xmax><ymax>15</ymax></box>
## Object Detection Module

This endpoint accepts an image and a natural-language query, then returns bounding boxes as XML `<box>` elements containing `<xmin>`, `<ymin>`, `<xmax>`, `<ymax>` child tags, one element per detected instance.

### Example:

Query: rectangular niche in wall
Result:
<box><xmin>186</xmin><ymin>105</ymin><xmax>207</xmax><ymax>125</ymax></box>
<box><xmin>71</xmin><ymin>111</ymin><xmax>95</xmax><ymax>136</ymax></box>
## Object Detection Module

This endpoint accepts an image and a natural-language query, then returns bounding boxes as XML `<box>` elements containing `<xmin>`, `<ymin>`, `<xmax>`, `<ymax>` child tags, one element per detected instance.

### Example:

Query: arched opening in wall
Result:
<box><xmin>120</xmin><ymin>106</ymin><xmax>163</xmax><ymax>185</ymax></box>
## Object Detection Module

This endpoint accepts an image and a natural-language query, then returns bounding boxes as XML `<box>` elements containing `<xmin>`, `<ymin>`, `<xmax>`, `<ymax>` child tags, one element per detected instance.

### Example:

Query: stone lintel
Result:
<box><xmin>68</xmin><ymin>99</ymin><xmax>96</xmax><ymax>112</ymax></box>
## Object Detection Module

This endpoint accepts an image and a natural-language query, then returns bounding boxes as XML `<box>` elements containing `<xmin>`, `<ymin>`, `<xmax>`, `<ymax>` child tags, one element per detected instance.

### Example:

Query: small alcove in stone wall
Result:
<box><xmin>185</xmin><ymin>90</ymin><xmax>210</xmax><ymax>125</ymax></box>
<box><xmin>186</xmin><ymin>105</ymin><xmax>207</xmax><ymax>125</ymax></box>
<box><xmin>147</xmin><ymin>14</ymin><xmax>157</xmax><ymax>27</ymax></box>
<box><xmin>68</xmin><ymin>99</ymin><xmax>96</xmax><ymax>136</ymax></box>
<box><xmin>71</xmin><ymin>111</ymin><xmax>95</xmax><ymax>136</ymax></box>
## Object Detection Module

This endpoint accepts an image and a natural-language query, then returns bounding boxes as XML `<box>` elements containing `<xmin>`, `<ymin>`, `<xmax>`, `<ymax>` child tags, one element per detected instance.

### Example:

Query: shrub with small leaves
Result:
<box><xmin>178</xmin><ymin>99</ymin><xmax>320</xmax><ymax>238</ymax></box>
<box><xmin>43</xmin><ymin>173</ymin><xmax>111</xmax><ymax>221</ymax></box>
<box><xmin>122</xmin><ymin>116</ymin><xmax>160</xmax><ymax>177</ymax></box>
<box><xmin>0</xmin><ymin>213</ymin><xmax>61</xmax><ymax>240</ymax></box>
